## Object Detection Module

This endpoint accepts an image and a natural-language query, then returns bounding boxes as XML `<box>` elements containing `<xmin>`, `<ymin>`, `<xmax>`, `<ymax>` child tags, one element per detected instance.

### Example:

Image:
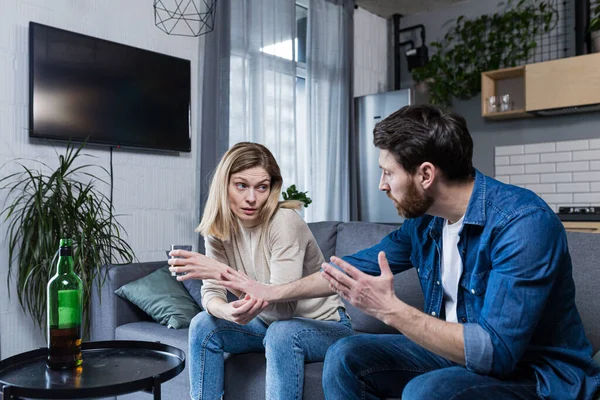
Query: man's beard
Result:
<box><xmin>386</xmin><ymin>178</ymin><xmax>433</xmax><ymax>219</ymax></box>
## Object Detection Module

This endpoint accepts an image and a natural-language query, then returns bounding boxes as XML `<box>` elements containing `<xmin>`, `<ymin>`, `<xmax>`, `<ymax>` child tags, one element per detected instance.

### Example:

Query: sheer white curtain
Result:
<box><xmin>214</xmin><ymin>0</ymin><xmax>353</xmax><ymax>222</ymax></box>
<box><xmin>228</xmin><ymin>0</ymin><xmax>298</xmax><ymax>192</ymax></box>
<box><xmin>302</xmin><ymin>0</ymin><xmax>353</xmax><ymax>222</ymax></box>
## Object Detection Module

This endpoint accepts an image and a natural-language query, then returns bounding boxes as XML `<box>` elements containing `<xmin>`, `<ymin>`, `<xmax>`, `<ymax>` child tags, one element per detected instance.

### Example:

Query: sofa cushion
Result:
<box><xmin>308</xmin><ymin>221</ymin><xmax>341</xmax><ymax>261</ymax></box>
<box><xmin>567</xmin><ymin>232</ymin><xmax>600</xmax><ymax>352</ymax></box>
<box><xmin>334</xmin><ymin>221</ymin><xmax>401</xmax><ymax>258</ymax></box>
<box><xmin>183</xmin><ymin>279</ymin><xmax>204</xmax><ymax>308</ymax></box>
<box><xmin>114</xmin><ymin>265</ymin><xmax>201</xmax><ymax>329</ymax></box>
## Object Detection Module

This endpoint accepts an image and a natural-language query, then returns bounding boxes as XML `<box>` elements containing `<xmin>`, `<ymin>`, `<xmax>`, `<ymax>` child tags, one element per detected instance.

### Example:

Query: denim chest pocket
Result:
<box><xmin>460</xmin><ymin>270</ymin><xmax>489</xmax><ymax>296</ymax></box>
<box><xmin>411</xmin><ymin>254</ymin><xmax>432</xmax><ymax>283</ymax></box>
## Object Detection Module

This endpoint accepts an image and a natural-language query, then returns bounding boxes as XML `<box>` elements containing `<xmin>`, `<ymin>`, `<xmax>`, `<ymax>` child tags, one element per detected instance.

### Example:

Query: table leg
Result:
<box><xmin>3</xmin><ymin>385</ymin><xmax>20</xmax><ymax>400</ymax></box>
<box><xmin>152</xmin><ymin>375</ymin><xmax>161</xmax><ymax>400</ymax></box>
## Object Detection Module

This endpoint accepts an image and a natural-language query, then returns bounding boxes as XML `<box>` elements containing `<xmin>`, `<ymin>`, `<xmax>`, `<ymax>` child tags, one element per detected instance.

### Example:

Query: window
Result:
<box><xmin>228</xmin><ymin>3</ymin><xmax>309</xmax><ymax>198</ymax></box>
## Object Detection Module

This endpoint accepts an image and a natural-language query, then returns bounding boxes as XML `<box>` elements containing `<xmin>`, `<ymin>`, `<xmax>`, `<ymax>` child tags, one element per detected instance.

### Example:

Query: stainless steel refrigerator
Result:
<box><xmin>351</xmin><ymin>88</ymin><xmax>421</xmax><ymax>223</ymax></box>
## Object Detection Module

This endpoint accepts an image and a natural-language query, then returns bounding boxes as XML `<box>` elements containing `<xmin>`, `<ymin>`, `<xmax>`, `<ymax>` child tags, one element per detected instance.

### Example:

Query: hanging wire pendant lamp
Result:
<box><xmin>154</xmin><ymin>0</ymin><xmax>217</xmax><ymax>37</ymax></box>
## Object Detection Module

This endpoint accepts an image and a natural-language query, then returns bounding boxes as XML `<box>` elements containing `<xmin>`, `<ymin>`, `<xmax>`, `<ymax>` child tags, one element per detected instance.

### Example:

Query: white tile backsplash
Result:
<box><xmin>495</xmin><ymin>139</ymin><xmax>600</xmax><ymax>209</ymax></box>
<box><xmin>540</xmin><ymin>193</ymin><xmax>573</xmax><ymax>204</ymax></box>
<box><xmin>540</xmin><ymin>172</ymin><xmax>572</xmax><ymax>183</ymax></box>
<box><xmin>511</xmin><ymin>174</ymin><xmax>540</xmax><ymax>185</ymax></box>
<box><xmin>495</xmin><ymin>145</ymin><xmax>524</xmax><ymax>156</ymax></box>
<box><xmin>556</xmin><ymin>139</ymin><xmax>589</xmax><ymax>152</ymax></box>
<box><xmin>573</xmin><ymin>150</ymin><xmax>600</xmax><ymax>161</ymax></box>
<box><xmin>574</xmin><ymin>193</ymin><xmax>600</xmax><ymax>203</ymax></box>
<box><xmin>540</xmin><ymin>152</ymin><xmax>572</xmax><ymax>163</ymax></box>
<box><xmin>495</xmin><ymin>156</ymin><xmax>509</xmax><ymax>166</ymax></box>
<box><xmin>525</xmin><ymin>163</ymin><xmax>555</xmax><ymax>174</ymax></box>
<box><xmin>573</xmin><ymin>171</ymin><xmax>600</xmax><ymax>182</ymax></box>
<box><xmin>556</xmin><ymin>182</ymin><xmax>590</xmax><ymax>193</ymax></box>
<box><xmin>510</xmin><ymin>154</ymin><xmax>539</xmax><ymax>165</ymax></box>
<box><xmin>556</xmin><ymin>161</ymin><xmax>589</xmax><ymax>172</ymax></box>
<box><xmin>525</xmin><ymin>183</ymin><xmax>556</xmax><ymax>193</ymax></box>
<box><xmin>496</xmin><ymin>165</ymin><xmax>524</xmax><ymax>175</ymax></box>
<box><xmin>525</xmin><ymin>142</ymin><xmax>555</xmax><ymax>154</ymax></box>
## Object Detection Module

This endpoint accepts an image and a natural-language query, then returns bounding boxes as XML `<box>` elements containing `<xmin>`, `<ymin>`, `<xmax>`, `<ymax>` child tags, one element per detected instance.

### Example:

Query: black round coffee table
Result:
<box><xmin>0</xmin><ymin>340</ymin><xmax>185</xmax><ymax>399</ymax></box>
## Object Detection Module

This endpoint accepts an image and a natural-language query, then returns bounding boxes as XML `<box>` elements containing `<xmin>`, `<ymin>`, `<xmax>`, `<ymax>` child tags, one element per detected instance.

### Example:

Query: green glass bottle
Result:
<box><xmin>46</xmin><ymin>238</ymin><xmax>83</xmax><ymax>369</ymax></box>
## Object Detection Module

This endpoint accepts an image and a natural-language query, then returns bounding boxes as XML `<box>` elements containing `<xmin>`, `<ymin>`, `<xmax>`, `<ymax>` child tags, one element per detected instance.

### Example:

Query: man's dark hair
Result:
<box><xmin>373</xmin><ymin>104</ymin><xmax>474</xmax><ymax>182</ymax></box>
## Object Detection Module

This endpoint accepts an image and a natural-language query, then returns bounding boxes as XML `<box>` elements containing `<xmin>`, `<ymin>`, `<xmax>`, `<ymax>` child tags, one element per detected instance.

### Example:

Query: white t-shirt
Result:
<box><xmin>441</xmin><ymin>214</ymin><xmax>465</xmax><ymax>323</ymax></box>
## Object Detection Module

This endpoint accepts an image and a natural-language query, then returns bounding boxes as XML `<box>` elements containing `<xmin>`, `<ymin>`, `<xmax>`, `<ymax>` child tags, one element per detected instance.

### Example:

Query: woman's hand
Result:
<box><xmin>168</xmin><ymin>250</ymin><xmax>229</xmax><ymax>281</ymax></box>
<box><xmin>217</xmin><ymin>268</ymin><xmax>275</xmax><ymax>301</ymax></box>
<box><xmin>208</xmin><ymin>295</ymin><xmax>269</xmax><ymax>325</ymax></box>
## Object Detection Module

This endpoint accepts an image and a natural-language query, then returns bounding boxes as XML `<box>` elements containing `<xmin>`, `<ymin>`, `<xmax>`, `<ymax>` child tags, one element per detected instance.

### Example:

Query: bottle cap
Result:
<box><xmin>60</xmin><ymin>238</ymin><xmax>73</xmax><ymax>247</ymax></box>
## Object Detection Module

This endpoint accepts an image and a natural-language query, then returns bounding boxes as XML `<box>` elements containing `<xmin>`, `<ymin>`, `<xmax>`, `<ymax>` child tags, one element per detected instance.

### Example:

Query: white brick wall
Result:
<box><xmin>0</xmin><ymin>0</ymin><xmax>201</xmax><ymax>359</ymax></box>
<box><xmin>495</xmin><ymin>140</ymin><xmax>600</xmax><ymax>212</ymax></box>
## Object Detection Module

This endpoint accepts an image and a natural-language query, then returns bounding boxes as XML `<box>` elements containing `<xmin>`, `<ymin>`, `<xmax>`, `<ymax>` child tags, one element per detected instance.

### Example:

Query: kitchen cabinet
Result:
<box><xmin>481</xmin><ymin>52</ymin><xmax>600</xmax><ymax>120</ymax></box>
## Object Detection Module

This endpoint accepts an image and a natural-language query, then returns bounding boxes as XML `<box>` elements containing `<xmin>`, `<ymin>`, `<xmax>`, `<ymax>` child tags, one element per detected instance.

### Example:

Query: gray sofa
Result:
<box><xmin>91</xmin><ymin>221</ymin><xmax>600</xmax><ymax>400</ymax></box>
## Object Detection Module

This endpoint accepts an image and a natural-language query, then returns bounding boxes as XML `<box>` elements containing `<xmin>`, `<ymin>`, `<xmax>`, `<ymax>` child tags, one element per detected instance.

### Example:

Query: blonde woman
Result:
<box><xmin>169</xmin><ymin>142</ymin><xmax>352</xmax><ymax>400</ymax></box>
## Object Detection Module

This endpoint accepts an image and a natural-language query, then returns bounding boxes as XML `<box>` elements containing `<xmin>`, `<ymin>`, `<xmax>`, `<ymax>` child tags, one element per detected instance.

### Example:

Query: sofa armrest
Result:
<box><xmin>90</xmin><ymin>261</ymin><xmax>166</xmax><ymax>341</ymax></box>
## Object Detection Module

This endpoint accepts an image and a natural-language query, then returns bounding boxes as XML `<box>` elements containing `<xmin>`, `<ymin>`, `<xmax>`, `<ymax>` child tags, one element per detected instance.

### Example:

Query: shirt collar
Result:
<box><xmin>427</xmin><ymin>169</ymin><xmax>486</xmax><ymax>239</ymax></box>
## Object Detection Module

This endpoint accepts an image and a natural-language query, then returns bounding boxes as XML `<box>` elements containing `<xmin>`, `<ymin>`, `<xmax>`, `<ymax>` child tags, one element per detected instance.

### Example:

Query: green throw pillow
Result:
<box><xmin>115</xmin><ymin>265</ymin><xmax>201</xmax><ymax>329</ymax></box>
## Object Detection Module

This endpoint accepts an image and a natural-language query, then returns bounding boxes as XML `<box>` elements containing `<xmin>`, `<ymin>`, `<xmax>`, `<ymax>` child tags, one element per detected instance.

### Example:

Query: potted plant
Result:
<box><xmin>591</xmin><ymin>3</ymin><xmax>600</xmax><ymax>53</ymax></box>
<box><xmin>0</xmin><ymin>142</ymin><xmax>135</xmax><ymax>336</ymax></box>
<box><xmin>282</xmin><ymin>184</ymin><xmax>312</xmax><ymax>208</ymax></box>
<box><xmin>411</xmin><ymin>0</ymin><xmax>557</xmax><ymax>109</ymax></box>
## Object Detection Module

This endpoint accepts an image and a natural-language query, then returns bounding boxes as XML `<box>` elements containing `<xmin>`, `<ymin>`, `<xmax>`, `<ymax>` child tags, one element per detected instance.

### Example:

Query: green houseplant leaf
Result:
<box><xmin>282</xmin><ymin>184</ymin><xmax>312</xmax><ymax>208</ymax></box>
<box><xmin>590</xmin><ymin>4</ymin><xmax>600</xmax><ymax>33</ymax></box>
<box><xmin>0</xmin><ymin>141</ymin><xmax>135</xmax><ymax>337</ymax></box>
<box><xmin>411</xmin><ymin>0</ymin><xmax>557</xmax><ymax>109</ymax></box>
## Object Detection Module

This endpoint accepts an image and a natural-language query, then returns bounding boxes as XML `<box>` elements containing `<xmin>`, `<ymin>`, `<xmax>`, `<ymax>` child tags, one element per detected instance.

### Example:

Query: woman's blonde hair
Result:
<box><xmin>196</xmin><ymin>142</ymin><xmax>302</xmax><ymax>241</ymax></box>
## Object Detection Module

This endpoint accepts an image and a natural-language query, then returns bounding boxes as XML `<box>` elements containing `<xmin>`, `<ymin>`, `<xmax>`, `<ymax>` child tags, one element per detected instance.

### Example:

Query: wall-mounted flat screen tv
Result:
<box><xmin>29</xmin><ymin>22</ymin><xmax>191</xmax><ymax>152</ymax></box>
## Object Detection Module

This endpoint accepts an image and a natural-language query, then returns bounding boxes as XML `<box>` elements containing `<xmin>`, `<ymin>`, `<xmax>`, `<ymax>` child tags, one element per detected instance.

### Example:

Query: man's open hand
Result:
<box><xmin>321</xmin><ymin>251</ymin><xmax>400</xmax><ymax>323</ymax></box>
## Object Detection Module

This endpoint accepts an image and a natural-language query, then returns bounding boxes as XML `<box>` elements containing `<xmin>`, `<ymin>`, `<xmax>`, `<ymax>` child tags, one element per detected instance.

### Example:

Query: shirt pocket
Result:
<box><xmin>460</xmin><ymin>270</ymin><xmax>489</xmax><ymax>296</ymax></box>
<box><xmin>410</xmin><ymin>253</ymin><xmax>432</xmax><ymax>285</ymax></box>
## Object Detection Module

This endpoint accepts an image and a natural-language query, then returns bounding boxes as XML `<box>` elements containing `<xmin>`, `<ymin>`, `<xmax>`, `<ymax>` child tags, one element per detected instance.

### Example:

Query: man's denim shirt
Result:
<box><xmin>343</xmin><ymin>170</ymin><xmax>600</xmax><ymax>399</ymax></box>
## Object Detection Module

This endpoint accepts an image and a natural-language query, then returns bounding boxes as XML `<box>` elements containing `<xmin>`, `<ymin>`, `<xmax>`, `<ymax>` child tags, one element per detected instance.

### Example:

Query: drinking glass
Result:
<box><xmin>487</xmin><ymin>96</ymin><xmax>498</xmax><ymax>113</ymax></box>
<box><xmin>168</xmin><ymin>244</ymin><xmax>194</xmax><ymax>276</ymax></box>
<box><xmin>500</xmin><ymin>94</ymin><xmax>512</xmax><ymax>112</ymax></box>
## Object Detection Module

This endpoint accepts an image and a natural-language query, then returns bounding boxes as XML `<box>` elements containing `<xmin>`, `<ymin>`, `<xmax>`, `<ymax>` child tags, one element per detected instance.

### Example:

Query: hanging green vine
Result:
<box><xmin>411</xmin><ymin>0</ymin><xmax>557</xmax><ymax>109</ymax></box>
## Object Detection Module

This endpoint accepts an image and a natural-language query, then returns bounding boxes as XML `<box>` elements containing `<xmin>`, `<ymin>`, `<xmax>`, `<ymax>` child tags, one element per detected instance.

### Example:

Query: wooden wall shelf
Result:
<box><xmin>481</xmin><ymin>53</ymin><xmax>600</xmax><ymax>120</ymax></box>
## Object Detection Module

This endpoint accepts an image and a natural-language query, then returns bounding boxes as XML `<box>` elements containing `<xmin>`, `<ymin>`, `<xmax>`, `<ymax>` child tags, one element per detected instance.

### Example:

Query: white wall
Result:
<box><xmin>0</xmin><ymin>0</ymin><xmax>203</xmax><ymax>359</ymax></box>
<box><xmin>353</xmin><ymin>7</ymin><xmax>390</xmax><ymax>97</ymax></box>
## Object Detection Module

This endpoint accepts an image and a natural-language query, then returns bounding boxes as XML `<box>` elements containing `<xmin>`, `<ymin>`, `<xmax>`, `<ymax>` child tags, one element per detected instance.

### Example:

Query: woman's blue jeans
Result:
<box><xmin>188</xmin><ymin>308</ymin><xmax>353</xmax><ymax>400</ymax></box>
<box><xmin>322</xmin><ymin>334</ymin><xmax>539</xmax><ymax>400</ymax></box>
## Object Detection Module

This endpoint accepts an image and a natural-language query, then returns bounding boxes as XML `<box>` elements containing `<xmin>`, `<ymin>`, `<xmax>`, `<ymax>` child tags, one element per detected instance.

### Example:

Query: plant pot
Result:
<box><xmin>592</xmin><ymin>31</ymin><xmax>600</xmax><ymax>54</ymax></box>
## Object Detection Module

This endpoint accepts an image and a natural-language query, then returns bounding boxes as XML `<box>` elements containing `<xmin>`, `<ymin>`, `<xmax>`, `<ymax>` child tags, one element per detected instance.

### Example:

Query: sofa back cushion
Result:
<box><xmin>566</xmin><ymin>231</ymin><xmax>600</xmax><ymax>352</ymax></box>
<box><xmin>307</xmin><ymin>221</ymin><xmax>342</xmax><ymax>261</ymax></box>
<box><xmin>327</xmin><ymin>221</ymin><xmax>424</xmax><ymax>334</ymax></box>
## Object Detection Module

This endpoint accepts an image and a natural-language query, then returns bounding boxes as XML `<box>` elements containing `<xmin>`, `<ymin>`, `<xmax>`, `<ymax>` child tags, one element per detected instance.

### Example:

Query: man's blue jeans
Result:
<box><xmin>188</xmin><ymin>308</ymin><xmax>353</xmax><ymax>400</ymax></box>
<box><xmin>323</xmin><ymin>334</ymin><xmax>539</xmax><ymax>400</ymax></box>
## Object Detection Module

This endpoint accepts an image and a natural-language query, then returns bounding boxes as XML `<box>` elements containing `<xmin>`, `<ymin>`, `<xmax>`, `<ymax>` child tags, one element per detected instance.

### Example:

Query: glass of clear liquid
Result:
<box><xmin>168</xmin><ymin>244</ymin><xmax>194</xmax><ymax>276</ymax></box>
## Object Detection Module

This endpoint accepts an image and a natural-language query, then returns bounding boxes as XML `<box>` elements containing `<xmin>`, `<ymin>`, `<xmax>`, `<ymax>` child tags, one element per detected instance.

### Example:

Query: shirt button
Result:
<box><xmin>436</xmin><ymin>281</ymin><xmax>440</xmax><ymax>285</ymax></box>
<box><xmin>417</xmin><ymin>268</ymin><xmax>420</xmax><ymax>273</ymax></box>
<box><xmin>462</xmin><ymin>317</ymin><xmax>467</xmax><ymax>323</ymax></box>
<box><xmin>431</xmin><ymin>311</ymin><xmax>437</xmax><ymax>316</ymax></box>
<box><xmin>471</xmin><ymin>289</ymin><xmax>475</xmax><ymax>294</ymax></box>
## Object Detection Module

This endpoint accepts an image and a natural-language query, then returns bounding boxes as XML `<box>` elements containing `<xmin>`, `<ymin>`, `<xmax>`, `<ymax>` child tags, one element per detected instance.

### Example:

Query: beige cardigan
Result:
<box><xmin>201</xmin><ymin>208</ymin><xmax>344</xmax><ymax>325</ymax></box>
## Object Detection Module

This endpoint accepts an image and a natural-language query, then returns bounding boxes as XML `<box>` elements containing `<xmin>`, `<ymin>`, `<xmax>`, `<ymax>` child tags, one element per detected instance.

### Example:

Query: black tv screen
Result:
<box><xmin>29</xmin><ymin>22</ymin><xmax>191</xmax><ymax>152</ymax></box>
